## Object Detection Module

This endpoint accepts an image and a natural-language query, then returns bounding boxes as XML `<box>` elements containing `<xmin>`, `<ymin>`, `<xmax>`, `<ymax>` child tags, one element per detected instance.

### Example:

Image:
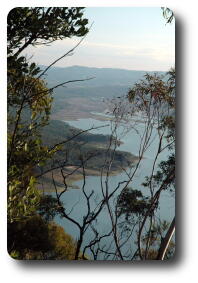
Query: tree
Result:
<box><xmin>8</xmin><ymin>215</ymin><xmax>77</xmax><ymax>260</ymax></box>
<box><xmin>113</xmin><ymin>69</ymin><xmax>175</xmax><ymax>259</ymax></box>
<box><xmin>37</xmin><ymin>195</ymin><xmax>63</xmax><ymax>222</ymax></box>
<box><xmin>7</xmin><ymin>7</ymin><xmax>175</xmax><ymax>260</ymax></box>
<box><xmin>43</xmin><ymin>69</ymin><xmax>175</xmax><ymax>260</ymax></box>
<box><xmin>161</xmin><ymin>7</ymin><xmax>174</xmax><ymax>24</ymax></box>
<box><xmin>65</xmin><ymin>69</ymin><xmax>175</xmax><ymax>260</ymax></box>
<box><xmin>7</xmin><ymin>7</ymin><xmax>89</xmax><ymax>223</ymax></box>
<box><xmin>7</xmin><ymin>7</ymin><xmax>88</xmax><ymax>58</ymax></box>
<box><xmin>45</xmin><ymin>8</ymin><xmax>175</xmax><ymax>260</ymax></box>
<box><xmin>7</xmin><ymin>7</ymin><xmax>89</xmax><ymax>258</ymax></box>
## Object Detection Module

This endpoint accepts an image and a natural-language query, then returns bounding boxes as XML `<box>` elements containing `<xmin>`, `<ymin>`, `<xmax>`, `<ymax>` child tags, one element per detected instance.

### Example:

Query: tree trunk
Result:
<box><xmin>157</xmin><ymin>217</ymin><xmax>175</xmax><ymax>260</ymax></box>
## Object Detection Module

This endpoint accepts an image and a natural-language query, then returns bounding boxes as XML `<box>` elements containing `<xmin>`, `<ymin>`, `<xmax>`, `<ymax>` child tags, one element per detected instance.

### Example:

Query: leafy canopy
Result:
<box><xmin>8</xmin><ymin>7</ymin><xmax>89</xmax><ymax>57</ymax></box>
<box><xmin>7</xmin><ymin>7</ymin><xmax>89</xmax><ymax>223</ymax></box>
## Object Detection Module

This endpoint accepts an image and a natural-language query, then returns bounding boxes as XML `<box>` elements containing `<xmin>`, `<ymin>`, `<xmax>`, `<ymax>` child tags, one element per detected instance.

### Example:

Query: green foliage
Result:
<box><xmin>7</xmin><ymin>7</ymin><xmax>89</xmax><ymax>260</ymax></box>
<box><xmin>7</xmin><ymin>52</ymin><xmax>54</xmax><ymax>222</ymax></box>
<box><xmin>117</xmin><ymin>187</ymin><xmax>152</xmax><ymax>219</ymax></box>
<box><xmin>128</xmin><ymin>70</ymin><xmax>175</xmax><ymax>193</ymax></box>
<box><xmin>8</xmin><ymin>215</ymin><xmax>77</xmax><ymax>260</ymax></box>
<box><xmin>128</xmin><ymin>72</ymin><xmax>175</xmax><ymax>115</ymax></box>
<box><xmin>7</xmin><ymin>7</ymin><xmax>89</xmax><ymax>56</ymax></box>
<box><xmin>8</xmin><ymin>176</ymin><xmax>40</xmax><ymax>223</ymax></box>
<box><xmin>7</xmin><ymin>7</ymin><xmax>89</xmax><ymax>223</ymax></box>
<box><xmin>37</xmin><ymin>195</ymin><xmax>63</xmax><ymax>222</ymax></box>
<box><xmin>118</xmin><ymin>69</ymin><xmax>175</xmax><ymax>259</ymax></box>
<box><xmin>47</xmin><ymin>222</ymin><xmax>77</xmax><ymax>260</ymax></box>
<box><xmin>152</xmin><ymin>154</ymin><xmax>175</xmax><ymax>191</ymax></box>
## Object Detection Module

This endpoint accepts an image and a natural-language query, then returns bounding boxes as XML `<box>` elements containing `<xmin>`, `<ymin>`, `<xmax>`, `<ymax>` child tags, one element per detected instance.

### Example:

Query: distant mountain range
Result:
<box><xmin>40</xmin><ymin>65</ymin><xmax>165</xmax><ymax>88</ymax></box>
<box><xmin>39</xmin><ymin>65</ymin><xmax>166</xmax><ymax>121</ymax></box>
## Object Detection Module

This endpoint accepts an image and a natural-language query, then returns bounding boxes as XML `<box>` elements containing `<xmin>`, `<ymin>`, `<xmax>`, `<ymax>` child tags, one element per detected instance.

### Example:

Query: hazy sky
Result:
<box><xmin>24</xmin><ymin>7</ymin><xmax>175</xmax><ymax>71</ymax></box>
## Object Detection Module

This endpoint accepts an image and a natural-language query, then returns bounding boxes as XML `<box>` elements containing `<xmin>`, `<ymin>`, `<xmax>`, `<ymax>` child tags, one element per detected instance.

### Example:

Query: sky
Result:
<box><xmin>24</xmin><ymin>7</ymin><xmax>175</xmax><ymax>71</ymax></box>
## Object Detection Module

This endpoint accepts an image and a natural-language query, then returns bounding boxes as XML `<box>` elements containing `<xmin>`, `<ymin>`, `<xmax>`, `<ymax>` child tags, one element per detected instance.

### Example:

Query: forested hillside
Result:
<box><xmin>38</xmin><ymin>119</ymin><xmax>137</xmax><ymax>191</ymax></box>
<box><xmin>7</xmin><ymin>7</ymin><xmax>175</xmax><ymax>261</ymax></box>
<box><xmin>41</xmin><ymin>65</ymin><xmax>165</xmax><ymax>121</ymax></box>
<box><xmin>40</xmin><ymin>65</ymin><xmax>164</xmax><ymax>88</ymax></box>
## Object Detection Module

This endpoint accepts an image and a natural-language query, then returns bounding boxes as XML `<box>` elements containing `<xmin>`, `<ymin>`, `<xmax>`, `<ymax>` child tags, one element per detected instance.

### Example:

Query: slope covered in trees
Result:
<box><xmin>37</xmin><ymin>119</ymin><xmax>137</xmax><ymax>191</ymax></box>
<box><xmin>7</xmin><ymin>7</ymin><xmax>175</xmax><ymax>260</ymax></box>
<box><xmin>40</xmin><ymin>65</ymin><xmax>165</xmax><ymax>121</ymax></box>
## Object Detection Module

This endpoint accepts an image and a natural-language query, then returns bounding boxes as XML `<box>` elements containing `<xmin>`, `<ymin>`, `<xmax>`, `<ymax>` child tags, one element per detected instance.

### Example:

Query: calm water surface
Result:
<box><xmin>53</xmin><ymin>117</ymin><xmax>175</xmax><ymax>259</ymax></box>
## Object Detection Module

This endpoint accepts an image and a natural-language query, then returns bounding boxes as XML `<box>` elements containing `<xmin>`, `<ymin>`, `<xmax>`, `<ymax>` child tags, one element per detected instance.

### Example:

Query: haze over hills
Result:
<box><xmin>41</xmin><ymin>65</ymin><xmax>165</xmax><ymax>88</ymax></box>
<box><xmin>39</xmin><ymin>65</ymin><xmax>165</xmax><ymax>120</ymax></box>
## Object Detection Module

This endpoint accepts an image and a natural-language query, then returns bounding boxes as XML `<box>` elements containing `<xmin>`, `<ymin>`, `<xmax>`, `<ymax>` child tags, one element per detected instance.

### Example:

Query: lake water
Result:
<box><xmin>54</xmin><ymin>117</ymin><xmax>175</xmax><ymax>259</ymax></box>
